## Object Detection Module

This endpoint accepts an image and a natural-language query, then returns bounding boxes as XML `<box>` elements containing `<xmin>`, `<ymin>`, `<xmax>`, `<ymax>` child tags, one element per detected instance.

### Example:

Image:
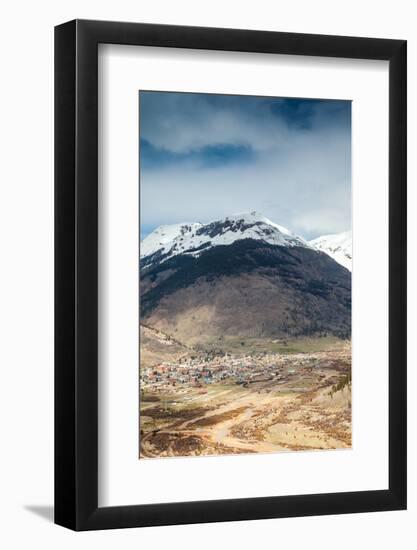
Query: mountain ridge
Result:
<box><xmin>141</xmin><ymin>211</ymin><xmax>313</xmax><ymax>269</ymax></box>
<box><xmin>140</xmin><ymin>220</ymin><xmax>351</xmax><ymax>345</ymax></box>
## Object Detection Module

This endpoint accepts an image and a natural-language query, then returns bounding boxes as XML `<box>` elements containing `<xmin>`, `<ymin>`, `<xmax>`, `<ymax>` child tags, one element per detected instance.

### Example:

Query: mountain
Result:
<box><xmin>309</xmin><ymin>231</ymin><xmax>352</xmax><ymax>271</ymax></box>
<box><xmin>140</xmin><ymin>212</ymin><xmax>351</xmax><ymax>346</ymax></box>
<box><xmin>140</xmin><ymin>211</ymin><xmax>312</xmax><ymax>270</ymax></box>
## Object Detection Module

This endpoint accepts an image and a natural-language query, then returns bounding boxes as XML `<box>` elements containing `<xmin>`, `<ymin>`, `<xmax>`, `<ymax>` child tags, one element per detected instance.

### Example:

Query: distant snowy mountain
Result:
<box><xmin>309</xmin><ymin>231</ymin><xmax>352</xmax><ymax>271</ymax></box>
<box><xmin>141</xmin><ymin>211</ymin><xmax>312</xmax><ymax>269</ymax></box>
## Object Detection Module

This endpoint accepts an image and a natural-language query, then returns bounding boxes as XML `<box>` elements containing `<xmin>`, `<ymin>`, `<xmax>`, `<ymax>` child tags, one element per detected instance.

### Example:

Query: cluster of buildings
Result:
<box><xmin>140</xmin><ymin>352</ymin><xmax>318</xmax><ymax>393</ymax></box>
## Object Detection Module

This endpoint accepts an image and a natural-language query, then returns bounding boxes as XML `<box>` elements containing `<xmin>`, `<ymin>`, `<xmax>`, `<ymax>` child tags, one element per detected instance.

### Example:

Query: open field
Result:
<box><xmin>139</xmin><ymin>337</ymin><xmax>351</xmax><ymax>458</ymax></box>
<box><xmin>194</xmin><ymin>335</ymin><xmax>349</xmax><ymax>355</ymax></box>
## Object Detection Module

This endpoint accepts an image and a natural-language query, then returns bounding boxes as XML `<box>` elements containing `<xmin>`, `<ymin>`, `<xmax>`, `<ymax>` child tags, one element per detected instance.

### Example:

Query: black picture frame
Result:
<box><xmin>55</xmin><ymin>19</ymin><xmax>407</xmax><ymax>531</ymax></box>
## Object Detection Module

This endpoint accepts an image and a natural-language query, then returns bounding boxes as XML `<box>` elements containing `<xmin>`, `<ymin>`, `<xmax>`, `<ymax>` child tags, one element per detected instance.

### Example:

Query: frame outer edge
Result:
<box><xmin>54</xmin><ymin>19</ymin><xmax>408</xmax><ymax>531</ymax></box>
<box><xmin>54</xmin><ymin>20</ymin><xmax>77</xmax><ymax>530</ymax></box>
<box><xmin>388</xmin><ymin>40</ymin><xmax>407</xmax><ymax>509</ymax></box>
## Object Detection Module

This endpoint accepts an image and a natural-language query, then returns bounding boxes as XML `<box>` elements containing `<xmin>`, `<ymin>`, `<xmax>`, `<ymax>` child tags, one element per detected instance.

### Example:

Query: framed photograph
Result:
<box><xmin>55</xmin><ymin>19</ymin><xmax>407</xmax><ymax>530</ymax></box>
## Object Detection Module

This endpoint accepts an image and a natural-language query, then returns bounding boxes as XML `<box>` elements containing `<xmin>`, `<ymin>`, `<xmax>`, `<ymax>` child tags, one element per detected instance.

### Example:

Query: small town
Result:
<box><xmin>140</xmin><ymin>350</ymin><xmax>340</xmax><ymax>393</ymax></box>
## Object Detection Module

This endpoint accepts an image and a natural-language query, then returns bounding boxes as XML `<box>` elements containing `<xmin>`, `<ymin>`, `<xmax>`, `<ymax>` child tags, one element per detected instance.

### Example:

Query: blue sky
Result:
<box><xmin>139</xmin><ymin>91</ymin><xmax>351</xmax><ymax>240</ymax></box>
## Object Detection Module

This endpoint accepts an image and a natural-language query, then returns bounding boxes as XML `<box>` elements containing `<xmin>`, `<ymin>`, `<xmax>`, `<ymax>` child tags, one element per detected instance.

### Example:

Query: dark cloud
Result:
<box><xmin>139</xmin><ymin>91</ymin><xmax>351</xmax><ymax>240</ymax></box>
<box><xmin>140</xmin><ymin>138</ymin><xmax>256</xmax><ymax>170</ymax></box>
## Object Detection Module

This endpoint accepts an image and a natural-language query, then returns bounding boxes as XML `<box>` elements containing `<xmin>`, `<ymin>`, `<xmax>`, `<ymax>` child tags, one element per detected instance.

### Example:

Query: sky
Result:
<box><xmin>139</xmin><ymin>91</ymin><xmax>351</xmax><ymax>241</ymax></box>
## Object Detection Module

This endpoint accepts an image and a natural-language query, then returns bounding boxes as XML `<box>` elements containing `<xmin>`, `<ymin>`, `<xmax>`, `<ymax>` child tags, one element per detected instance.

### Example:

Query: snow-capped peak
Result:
<box><xmin>309</xmin><ymin>230</ymin><xmax>352</xmax><ymax>271</ymax></box>
<box><xmin>141</xmin><ymin>211</ymin><xmax>312</xmax><ymax>267</ymax></box>
<box><xmin>224</xmin><ymin>211</ymin><xmax>293</xmax><ymax>236</ymax></box>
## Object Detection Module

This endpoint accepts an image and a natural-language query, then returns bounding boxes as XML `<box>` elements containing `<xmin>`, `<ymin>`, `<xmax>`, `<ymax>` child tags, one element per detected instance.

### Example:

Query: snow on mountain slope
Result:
<box><xmin>141</xmin><ymin>211</ymin><xmax>312</xmax><ymax>267</ymax></box>
<box><xmin>309</xmin><ymin>231</ymin><xmax>352</xmax><ymax>271</ymax></box>
<box><xmin>141</xmin><ymin>222</ymin><xmax>203</xmax><ymax>258</ymax></box>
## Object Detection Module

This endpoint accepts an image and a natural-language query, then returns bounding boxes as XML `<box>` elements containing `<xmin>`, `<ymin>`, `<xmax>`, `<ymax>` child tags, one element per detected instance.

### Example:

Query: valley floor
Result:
<box><xmin>139</xmin><ymin>341</ymin><xmax>351</xmax><ymax>458</ymax></box>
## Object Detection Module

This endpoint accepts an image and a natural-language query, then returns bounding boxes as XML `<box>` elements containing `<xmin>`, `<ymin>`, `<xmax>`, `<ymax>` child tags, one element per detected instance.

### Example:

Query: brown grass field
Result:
<box><xmin>139</xmin><ymin>335</ymin><xmax>351</xmax><ymax>458</ymax></box>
